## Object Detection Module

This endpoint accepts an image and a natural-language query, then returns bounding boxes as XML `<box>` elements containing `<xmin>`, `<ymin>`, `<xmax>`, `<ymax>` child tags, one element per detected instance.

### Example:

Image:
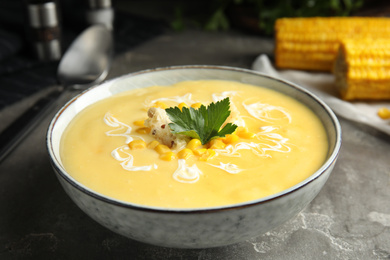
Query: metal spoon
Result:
<box><xmin>57</xmin><ymin>24</ymin><xmax>112</xmax><ymax>88</ymax></box>
<box><xmin>0</xmin><ymin>25</ymin><xmax>113</xmax><ymax>162</ymax></box>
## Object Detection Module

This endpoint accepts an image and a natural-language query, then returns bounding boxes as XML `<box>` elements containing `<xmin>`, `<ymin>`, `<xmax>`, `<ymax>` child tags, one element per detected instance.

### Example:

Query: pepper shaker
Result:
<box><xmin>25</xmin><ymin>0</ymin><xmax>61</xmax><ymax>61</ymax></box>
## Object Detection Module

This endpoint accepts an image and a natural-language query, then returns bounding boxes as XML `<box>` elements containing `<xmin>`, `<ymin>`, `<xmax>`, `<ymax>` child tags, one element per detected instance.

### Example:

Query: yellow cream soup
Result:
<box><xmin>61</xmin><ymin>80</ymin><xmax>328</xmax><ymax>208</ymax></box>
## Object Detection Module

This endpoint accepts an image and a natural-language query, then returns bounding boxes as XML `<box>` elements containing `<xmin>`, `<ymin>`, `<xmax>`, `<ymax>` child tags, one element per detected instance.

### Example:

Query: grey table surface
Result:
<box><xmin>1</xmin><ymin>29</ymin><xmax>390</xmax><ymax>259</ymax></box>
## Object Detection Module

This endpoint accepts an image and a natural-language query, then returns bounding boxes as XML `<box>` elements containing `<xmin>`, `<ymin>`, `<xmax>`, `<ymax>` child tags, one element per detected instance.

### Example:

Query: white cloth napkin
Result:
<box><xmin>252</xmin><ymin>54</ymin><xmax>390</xmax><ymax>136</ymax></box>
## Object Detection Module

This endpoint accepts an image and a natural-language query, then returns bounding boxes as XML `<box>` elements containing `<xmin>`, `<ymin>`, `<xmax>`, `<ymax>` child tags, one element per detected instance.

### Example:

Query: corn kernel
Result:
<box><xmin>236</xmin><ymin>127</ymin><xmax>256</xmax><ymax>139</ymax></box>
<box><xmin>133</xmin><ymin>120</ymin><xmax>145</xmax><ymax>127</ymax></box>
<box><xmin>239</xmin><ymin>131</ymin><xmax>256</xmax><ymax>139</ymax></box>
<box><xmin>147</xmin><ymin>140</ymin><xmax>160</xmax><ymax>149</ymax></box>
<box><xmin>160</xmin><ymin>152</ymin><xmax>177</xmax><ymax>161</ymax></box>
<box><xmin>235</xmin><ymin>126</ymin><xmax>247</xmax><ymax>134</ymax></box>
<box><xmin>187</xmin><ymin>139</ymin><xmax>202</xmax><ymax>150</ymax></box>
<box><xmin>178</xmin><ymin>102</ymin><xmax>188</xmax><ymax>111</ymax></box>
<box><xmin>177</xmin><ymin>148</ymin><xmax>194</xmax><ymax>160</ymax></box>
<box><xmin>153</xmin><ymin>101</ymin><xmax>168</xmax><ymax>109</ymax></box>
<box><xmin>155</xmin><ymin>144</ymin><xmax>171</xmax><ymax>154</ymax></box>
<box><xmin>223</xmin><ymin>134</ymin><xmax>239</xmax><ymax>144</ymax></box>
<box><xmin>208</xmin><ymin>139</ymin><xmax>226</xmax><ymax>150</ymax></box>
<box><xmin>199</xmin><ymin>149</ymin><xmax>216</xmax><ymax>161</ymax></box>
<box><xmin>378</xmin><ymin>107</ymin><xmax>390</xmax><ymax>119</ymax></box>
<box><xmin>136</xmin><ymin>127</ymin><xmax>151</xmax><ymax>134</ymax></box>
<box><xmin>193</xmin><ymin>148</ymin><xmax>207</xmax><ymax>156</ymax></box>
<box><xmin>128</xmin><ymin>140</ymin><xmax>147</xmax><ymax>150</ymax></box>
<box><xmin>191</xmin><ymin>102</ymin><xmax>202</xmax><ymax>109</ymax></box>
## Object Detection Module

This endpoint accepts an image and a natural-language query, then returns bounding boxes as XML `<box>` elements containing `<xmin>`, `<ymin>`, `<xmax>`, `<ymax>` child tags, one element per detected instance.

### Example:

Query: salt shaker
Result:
<box><xmin>86</xmin><ymin>0</ymin><xmax>114</xmax><ymax>31</ymax></box>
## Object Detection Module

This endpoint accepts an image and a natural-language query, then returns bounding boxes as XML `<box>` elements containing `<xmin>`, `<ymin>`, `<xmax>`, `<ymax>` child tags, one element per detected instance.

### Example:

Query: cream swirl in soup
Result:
<box><xmin>60</xmin><ymin>80</ymin><xmax>328</xmax><ymax>208</ymax></box>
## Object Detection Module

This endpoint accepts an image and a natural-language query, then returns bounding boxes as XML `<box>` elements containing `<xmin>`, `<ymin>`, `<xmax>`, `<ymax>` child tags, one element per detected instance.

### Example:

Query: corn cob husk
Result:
<box><xmin>334</xmin><ymin>38</ymin><xmax>390</xmax><ymax>100</ymax></box>
<box><xmin>275</xmin><ymin>17</ymin><xmax>390</xmax><ymax>71</ymax></box>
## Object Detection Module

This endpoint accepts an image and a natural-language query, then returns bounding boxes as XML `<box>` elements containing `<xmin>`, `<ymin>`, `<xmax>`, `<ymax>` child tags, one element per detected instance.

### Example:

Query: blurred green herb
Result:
<box><xmin>171</xmin><ymin>0</ymin><xmax>365</xmax><ymax>35</ymax></box>
<box><xmin>171</xmin><ymin>6</ymin><xmax>186</xmax><ymax>31</ymax></box>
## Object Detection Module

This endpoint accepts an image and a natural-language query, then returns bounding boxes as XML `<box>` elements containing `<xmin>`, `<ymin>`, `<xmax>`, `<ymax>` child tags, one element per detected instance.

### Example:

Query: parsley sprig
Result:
<box><xmin>165</xmin><ymin>97</ymin><xmax>238</xmax><ymax>145</ymax></box>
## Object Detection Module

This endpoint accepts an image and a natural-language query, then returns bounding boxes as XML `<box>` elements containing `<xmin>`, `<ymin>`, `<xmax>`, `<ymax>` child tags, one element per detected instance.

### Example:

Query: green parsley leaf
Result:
<box><xmin>165</xmin><ymin>97</ymin><xmax>238</xmax><ymax>145</ymax></box>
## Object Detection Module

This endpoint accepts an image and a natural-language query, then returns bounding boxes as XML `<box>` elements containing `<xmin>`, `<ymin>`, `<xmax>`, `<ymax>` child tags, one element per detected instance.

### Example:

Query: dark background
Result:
<box><xmin>0</xmin><ymin>0</ymin><xmax>389</xmax><ymax>110</ymax></box>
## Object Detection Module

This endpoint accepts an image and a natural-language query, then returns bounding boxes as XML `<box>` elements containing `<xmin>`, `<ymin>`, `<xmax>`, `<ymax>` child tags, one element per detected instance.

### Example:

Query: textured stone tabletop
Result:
<box><xmin>1</xmin><ymin>28</ymin><xmax>390</xmax><ymax>259</ymax></box>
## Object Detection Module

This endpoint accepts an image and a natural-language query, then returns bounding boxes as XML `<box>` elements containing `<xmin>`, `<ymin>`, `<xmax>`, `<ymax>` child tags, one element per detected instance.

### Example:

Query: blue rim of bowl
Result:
<box><xmin>46</xmin><ymin>65</ymin><xmax>342</xmax><ymax>214</ymax></box>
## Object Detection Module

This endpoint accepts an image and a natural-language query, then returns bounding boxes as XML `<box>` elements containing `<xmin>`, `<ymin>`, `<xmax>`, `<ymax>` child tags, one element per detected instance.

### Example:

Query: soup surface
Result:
<box><xmin>61</xmin><ymin>80</ymin><xmax>328</xmax><ymax>208</ymax></box>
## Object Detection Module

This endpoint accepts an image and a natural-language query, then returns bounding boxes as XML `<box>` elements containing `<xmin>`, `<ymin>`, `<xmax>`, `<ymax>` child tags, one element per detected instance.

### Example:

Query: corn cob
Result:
<box><xmin>333</xmin><ymin>38</ymin><xmax>390</xmax><ymax>100</ymax></box>
<box><xmin>275</xmin><ymin>17</ymin><xmax>390</xmax><ymax>71</ymax></box>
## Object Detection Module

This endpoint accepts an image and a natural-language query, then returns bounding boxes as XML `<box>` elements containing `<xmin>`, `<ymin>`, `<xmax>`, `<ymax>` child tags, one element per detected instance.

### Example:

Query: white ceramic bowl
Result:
<box><xmin>47</xmin><ymin>65</ymin><xmax>342</xmax><ymax>248</ymax></box>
